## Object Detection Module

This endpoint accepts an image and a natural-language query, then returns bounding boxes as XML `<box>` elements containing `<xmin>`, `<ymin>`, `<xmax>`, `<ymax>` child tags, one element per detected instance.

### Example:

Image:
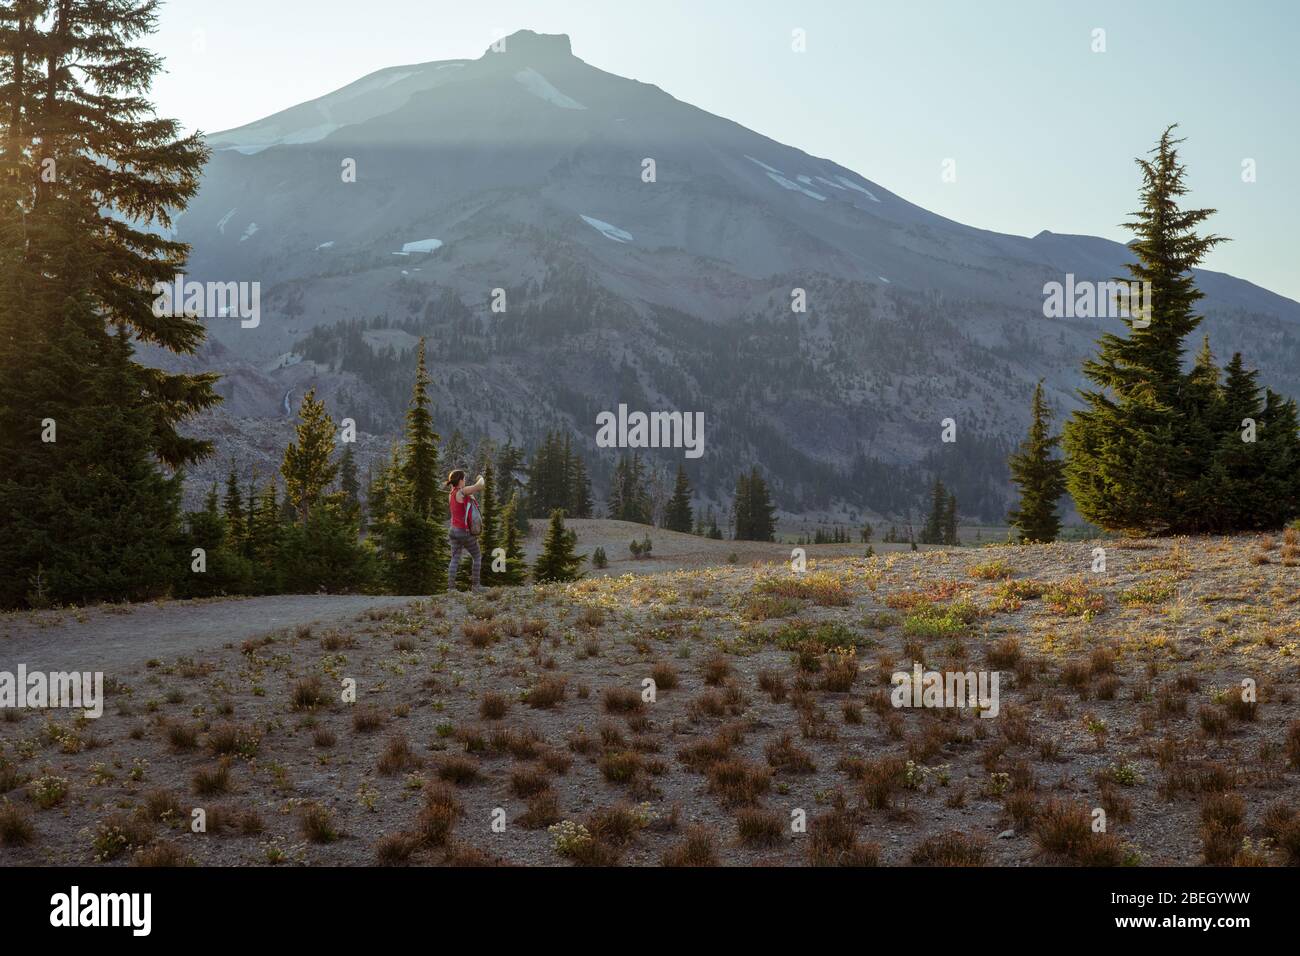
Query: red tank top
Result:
<box><xmin>449</xmin><ymin>490</ymin><xmax>471</xmax><ymax>530</ymax></box>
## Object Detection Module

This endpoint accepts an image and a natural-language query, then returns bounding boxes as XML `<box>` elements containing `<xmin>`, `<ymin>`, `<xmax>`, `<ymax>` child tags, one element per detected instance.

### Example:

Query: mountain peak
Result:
<box><xmin>483</xmin><ymin>30</ymin><xmax>573</xmax><ymax>61</ymax></box>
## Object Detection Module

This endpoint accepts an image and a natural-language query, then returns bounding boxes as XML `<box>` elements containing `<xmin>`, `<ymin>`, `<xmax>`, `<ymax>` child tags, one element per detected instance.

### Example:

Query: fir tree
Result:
<box><xmin>248</xmin><ymin>477</ymin><xmax>283</xmax><ymax>582</ymax></box>
<box><xmin>0</xmin><ymin>0</ymin><xmax>217</xmax><ymax>469</ymax></box>
<box><xmin>943</xmin><ymin>492</ymin><xmax>958</xmax><ymax>546</ymax></box>
<box><xmin>401</xmin><ymin>338</ymin><xmax>442</xmax><ymax>519</ymax></box>
<box><xmin>0</xmin><ymin>326</ymin><xmax>185</xmax><ymax>606</ymax></box>
<box><xmin>532</xmin><ymin>509</ymin><xmax>584</xmax><ymax>583</ymax></box>
<box><xmin>920</xmin><ymin>478</ymin><xmax>947</xmax><ymax>545</ymax></box>
<box><xmin>496</xmin><ymin>491</ymin><xmax>528</xmax><ymax>585</ymax></box>
<box><xmin>1008</xmin><ymin>380</ymin><xmax>1067</xmax><ymax>543</ymax></box>
<box><xmin>378</xmin><ymin>343</ymin><xmax>447</xmax><ymax>594</ymax></box>
<box><xmin>0</xmin><ymin>1</ymin><xmax>212</xmax><ymax>606</ymax></box>
<box><xmin>733</xmin><ymin>468</ymin><xmax>776</xmax><ymax>541</ymax></box>
<box><xmin>569</xmin><ymin>452</ymin><xmax>594</xmax><ymax>518</ymax></box>
<box><xmin>1258</xmin><ymin>389</ymin><xmax>1300</xmax><ymax>527</ymax></box>
<box><xmin>281</xmin><ymin>388</ymin><xmax>338</xmax><ymax>522</ymax></box>
<box><xmin>607</xmin><ymin>453</ymin><xmax>652</xmax><ymax>524</ymax></box>
<box><xmin>222</xmin><ymin>462</ymin><xmax>246</xmax><ymax>552</ymax></box>
<box><xmin>664</xmin><ymin>464</ymin><xmax>694</xmax><ymax>533</ymax></box>
<box><xmin>339</xmin><ymin>444</ymin><xmax>361</xmax><ymax>524</ymax></box>
<box><xmin>478</xmin><ymin>462</ymin><xmax>500</xmax><ymax>585</ymax></box>
<box><xmin>1063</xmin><ymin>127</ymin><xmax>1227</xmax><ymax>534</ymax></box>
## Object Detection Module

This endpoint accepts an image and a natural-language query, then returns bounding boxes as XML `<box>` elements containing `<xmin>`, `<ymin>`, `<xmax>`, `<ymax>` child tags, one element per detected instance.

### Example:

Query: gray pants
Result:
<box><xmin>448</xmin><ymin>527</ymin><xmax>481</xmax><ymax>590</ymax></box>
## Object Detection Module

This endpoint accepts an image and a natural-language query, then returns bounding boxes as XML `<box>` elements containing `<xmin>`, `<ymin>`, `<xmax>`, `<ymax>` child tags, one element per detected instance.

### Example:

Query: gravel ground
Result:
<box><xmin>2</xmin><ymin>531</ymin><xmax>1297</xmax><ymax>868</ymax></box>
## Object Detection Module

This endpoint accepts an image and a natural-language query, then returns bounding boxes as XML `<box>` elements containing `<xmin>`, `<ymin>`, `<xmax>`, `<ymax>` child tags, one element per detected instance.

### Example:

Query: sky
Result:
<box><xmin>147</xmin><ymin>0</ymin><xmax>1300</xmax><ymax>301</ymax></box>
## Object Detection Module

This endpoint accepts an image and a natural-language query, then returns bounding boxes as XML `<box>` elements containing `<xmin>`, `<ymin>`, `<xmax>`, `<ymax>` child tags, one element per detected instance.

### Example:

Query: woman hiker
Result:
<box><xmin>446</xmin><ymin>469</ymin><xmax>484</xmax><ymax>592</ymax></box>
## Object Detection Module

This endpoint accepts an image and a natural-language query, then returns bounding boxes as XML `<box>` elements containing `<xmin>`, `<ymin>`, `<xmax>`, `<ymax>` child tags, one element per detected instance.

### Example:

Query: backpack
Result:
<box><xmin>464</xmin><ymin>496</ymin><xmax>484</xmax><ymax>536</ymax></box>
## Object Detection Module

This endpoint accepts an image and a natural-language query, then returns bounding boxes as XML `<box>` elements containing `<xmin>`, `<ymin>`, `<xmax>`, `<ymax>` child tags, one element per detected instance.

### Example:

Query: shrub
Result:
<box><xmin>299</xmin><ymin>803</ymin><xmax>340</xmax><ymax>843</ymax></box>
<box><xmin>661</xmin><ymin>826</ymin><xmax>718</xmax><ymax>866</ymax></box>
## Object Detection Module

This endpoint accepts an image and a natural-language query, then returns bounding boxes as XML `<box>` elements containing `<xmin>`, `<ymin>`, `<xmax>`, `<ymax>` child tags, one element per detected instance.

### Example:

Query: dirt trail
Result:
<box><xmin>0</xmin><ymin>594</ymin><xmax>422</xmax><ymax>673</ymax></box>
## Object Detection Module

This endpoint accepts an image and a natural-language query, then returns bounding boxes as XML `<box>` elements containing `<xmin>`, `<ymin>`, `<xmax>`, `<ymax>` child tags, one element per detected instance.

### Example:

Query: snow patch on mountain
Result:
<box><xmin>580</xmin><ymin>215</ymin><xmax>633</xmax><ymax>243</ymax></box>
<box><xmin>315</xmin><ymin>241</ymin><xmax>335</xmax><ymax>250</ymax></box>
<box><xmin>514</xmin><ymin>68</ymin><xmax>586</xmax><ymax>110</ymax></box>
<box><xmin>766</xmin><ymin>172</ymin><xmax>826</xmax><ymax>201</ymax></box>
<box><xmin>399</xmin><ymin>238</ymin><xmax>443</xmax><ymax>253</ymax></box>
<box><xmin>216</xmin><ymin>208</ymin><xmax>236</xmax><ymax>234</ymax></box>
<box><xmin>744</xmin><ymin>155</ymin><xmax>783</xmax><ymax>175</ymax></box>
<box><xmin>836</xmin><ymin>176</ymin><xmax>881</xmax><ymax>202</ymax></box>
<box><xmin>239</xmin><ymin>223</ymin><xmax>259</xmax><ymax>242</ymax></box>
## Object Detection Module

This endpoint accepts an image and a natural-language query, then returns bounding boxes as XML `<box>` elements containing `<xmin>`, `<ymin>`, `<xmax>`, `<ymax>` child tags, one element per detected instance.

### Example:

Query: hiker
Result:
<box><xmin>447</xmin><ymin>469</ymin><xmax>484</xmax><ymax>592</ymax></box>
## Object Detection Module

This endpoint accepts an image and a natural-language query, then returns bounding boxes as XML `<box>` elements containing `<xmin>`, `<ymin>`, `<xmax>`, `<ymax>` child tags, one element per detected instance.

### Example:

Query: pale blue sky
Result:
<box><xmin>149</xmin><ymin>0</ymin><xmax>1300</xmax><ymax>300</ymax></box>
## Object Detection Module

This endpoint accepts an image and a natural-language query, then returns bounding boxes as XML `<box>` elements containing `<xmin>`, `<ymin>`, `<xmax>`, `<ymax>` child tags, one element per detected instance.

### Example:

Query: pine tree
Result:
<box><xmin>478</xmin><ymin>462</ymin><xmax>500</xmax><ymax>585</ymax></box>
<box><xmin>0</xmin><ymin>324</ymin><xmax>185</xmax><ymax>606</ymax></box>
<box><xmin>222</xmin><ymin>462</ymin><xmax>247</xmax><ymax>552</ymax></box>
<box><xmin>496</xmin><ymin>491</ymin><xmax>528</xmax><ymax>585</ymax></box>
<box><xmin>532</xmin><ymin>509</ymin><xmax>584</xmax><ymax>583</ymax></box>
<box><xmin>734</xmin><ymin>468</ymin><xmax>776</xmax><ymax>541</ymax></box>
<box><xmin>1008</xmin><ymin>380</ymin><xmax>1067</xmax><ymax>543</ymax></box>
<box><xmin>732</xmin><ymin>472</ymin><xmax>752</xmax><ymax>540</ymax></box>
<box><xmin>378</xmin><ymin>343</ymin><xmax>447</xmax><ymax>594</ymax></box>
<box><xmin>339</xmin><ymin>444</ymin><xmax>361</xmax><ymax>524</ymax></box>
<box><xmin>248</xmin><ymin>477</ymin><xmax>283</xmax><ymax>578</ymax></box>
<box><xmin>943</xmin><ymin>492</ymin><xmax>958</xmax><ymax>546</ymax></box>
<box><xmin>402</xmin><ymin>339</ymin><xmax>441</xmax><ymax>518</ymax></box>
<box><xmin>281</xmin><ymin>388</ymin><xmax>338</xmax><ymax>522</ymax></box>
<box><xmin>0</xmin><ymin>1</ymin><xmax>214</xmax><ymax>606</ymax></box>
<box><xmin>607</xmin><ymin>453</ymin><xmax>652</xmax><ymax>524</ymax></box>
<box><xmin>569</xmin><ymin>452</ymin><xmax>594</xmax><ymax>518</ymax></box>
<box><xmin>0</xmin><ymin>0</ymin><xmax>217</xmax><ymax>468</ymax></box>
<box><xmin>664</xmin><ymin>464</ymin><xmax>694</xmax><ymax>533</ymax></box>
<box><xmin>1258</xmin><ymin>389</ymin><xmax>1300</xmax><ymax>527</ymax></box>
<box><xmin>920</xmin><ymin>478</ymin><xmax>947</xmax><ymax>545</ymax></box>
<box><xmin>1063</xmin><ymin>127</ymin><xmax>1227</xmax><ymax>534</ymax></box>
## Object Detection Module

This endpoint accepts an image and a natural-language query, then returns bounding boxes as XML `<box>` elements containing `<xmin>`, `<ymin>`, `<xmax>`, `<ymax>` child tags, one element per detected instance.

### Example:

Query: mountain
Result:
<box><xmin>163</xmin><ymin>29</ymin><xmax>1300</xmax><ymax>522</ymax></box>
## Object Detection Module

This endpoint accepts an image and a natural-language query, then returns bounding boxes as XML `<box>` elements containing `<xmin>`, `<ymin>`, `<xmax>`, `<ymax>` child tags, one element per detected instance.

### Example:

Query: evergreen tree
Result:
<box><xmin>401</xmin><ymin>339</ymin><xmax>441</xmax><ymax>519</ymax></box>
<box><xmin>532</xmin><ymin>509</ymin><xmax>584</xmax><ymax>583</ymax></box>
<box><xmin>478</xmin><ymin>462</ymin><xmax>501</xmax><ymax>585</ymax></box>
<box><xmin>1208</xmin><ymin>353</ymin><xmax>1265</xmax><ymax>530</ymax></box>
<box><xmin>1008</xmin><ymin>380</ymin><xmax>1067</xmax><ymax>543</ymax></box>
<box><xmin>664</xmin><ymin>464</ymin><xmax>694</xmax><ymax>533</ymax></box>
<box><xmin>569</xmin><ymin>452</ymin><xmax>594</xmax><ymax>518</ymax></box>
<box><xmin>222</xmin><ymin>462</ymin><xmax>247</xmax><ymax>552</ymax></box>
<box><xmin>339</xmin><ymin>444</ymin><xmax>361</xmax><ymax>524</ymax></box>
<box><xmin>1063</xmin><ymin>127</ymin><xmax>1227</xmax><ymax>534</ymax></box>
<box><xmin>496</xmin><ymin>491</ymin><xmax>528</xmax><ymax>585</ymax></box>
<box><xmin>733</xmin><ymin>468</ymin><xmax>776</xmax><ymax>541</ymax></box>
<box><xmin>0</xmin><ymin>0</ymin><xmax>217</xmax><ymax>469</ymax></box>
<box><xmin>943</xmin><ymin>492</ymin><xmax>958</xmax><ymax>546</ymax></box>
<box><xmin>178</xmin><ymin>481</ymin><xmax>253</xmax><ymax>598</ymax></box>
<box><xmin>0</xmin><ymin>1</ymin><xmax>212</xmax><ymax>606</ymax></box>
<box><xmin>248</xmin><ymin>476</ymin><xmax>283</xmax><ymax>576</ymax></box>
<box><xmin>920</xmin><ymin>477</ymin><xmax>947</xmax><ymax>545</ymax></box>
<box><xmin>1258</xmin><ymin>389</ymin><xmax>1300</xmax><ymax>527</ymax></box>
<box><xmin>0</xmin><ymin>325</ymin><xmax>185</xmax><ymax>606</ymax></box>
<box><xmin>732</xmin><ymin>472</ymin><xmax>752</xmax><ymax>540</ymax></box>
<box><xmin>377</xmin><ymin>343</ymin><xmax>447</xmax><ymax>594</ymax></box>
<box><xmin>281</xmin><ymin>388</ymin><xmax>338</xmax><ymax>522</ymax></box>
<box><xmin>607</xmin><ymin>453</ymin><xmax>652</xmax><ymax>524</ymax></box>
